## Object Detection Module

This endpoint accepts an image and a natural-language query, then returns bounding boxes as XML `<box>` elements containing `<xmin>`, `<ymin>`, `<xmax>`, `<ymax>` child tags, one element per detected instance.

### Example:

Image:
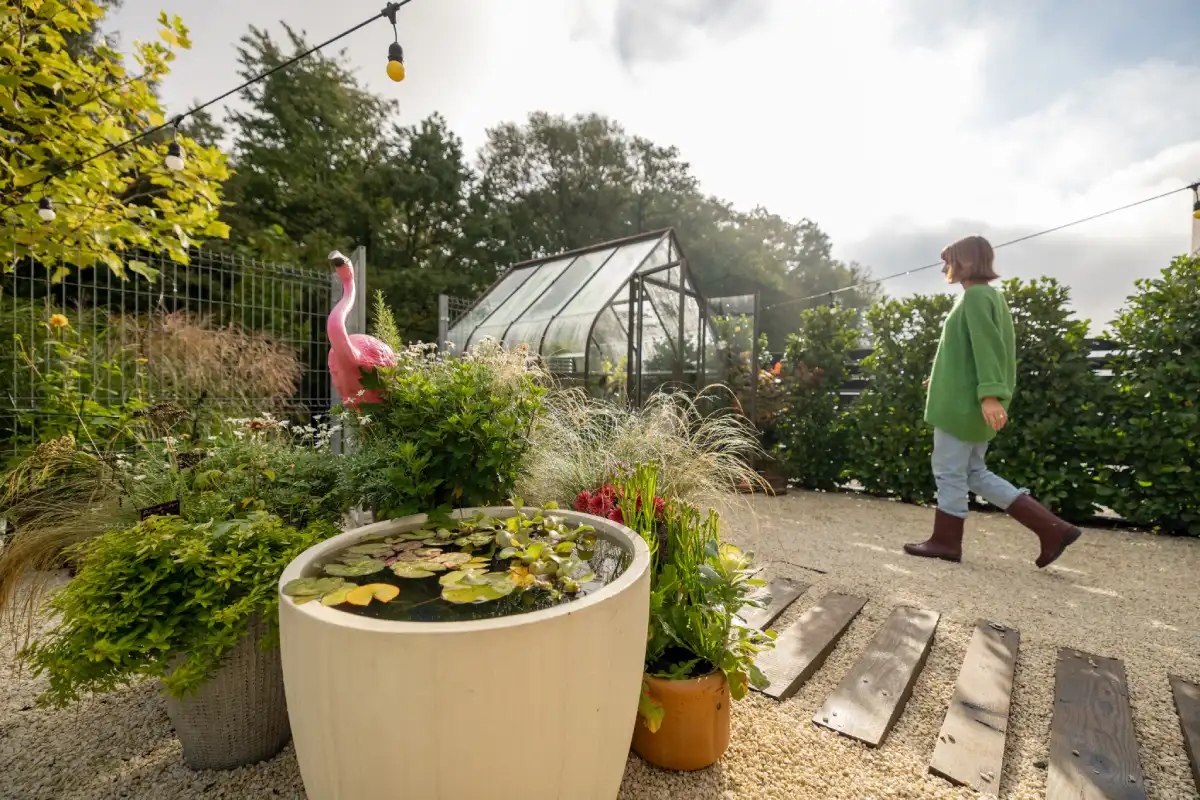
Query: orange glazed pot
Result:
<box><xmin>631</xmin><ymin>671</ymin><xmax>730</xmax><ymax>771</ymax></box>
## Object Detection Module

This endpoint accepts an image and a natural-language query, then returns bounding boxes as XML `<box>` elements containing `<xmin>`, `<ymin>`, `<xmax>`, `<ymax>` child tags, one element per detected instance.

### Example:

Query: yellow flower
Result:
<box><xmin>48</xmin><ymin>314</ymin><xmax>69</xmax><ymax>328</ymax></box>
<box><xmin>135</xmin><ymin>358</ymin><xmax>149</xmax><ymax>364</ymax></box>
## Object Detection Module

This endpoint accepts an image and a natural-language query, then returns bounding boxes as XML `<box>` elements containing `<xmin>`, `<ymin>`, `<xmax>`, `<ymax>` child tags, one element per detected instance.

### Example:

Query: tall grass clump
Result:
<box><xmin>516</xmin><ymin>386</ymin><xmax>764</xmax><ymax>512</ymax></box>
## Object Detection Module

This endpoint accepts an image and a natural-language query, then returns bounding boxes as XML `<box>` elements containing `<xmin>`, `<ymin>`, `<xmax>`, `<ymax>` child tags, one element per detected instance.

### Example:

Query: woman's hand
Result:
<box><xmin>981</xmin><ymin>397</ymin><xmax>1008</xmax><ymax>431</ymax></box>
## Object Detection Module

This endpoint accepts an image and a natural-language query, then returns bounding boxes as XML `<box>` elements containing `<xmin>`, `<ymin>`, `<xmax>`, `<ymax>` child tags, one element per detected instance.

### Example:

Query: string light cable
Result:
<box><xmin>2</xmin><ymin>1</ymin><xmax>415</xmax><ymax>211</ymax></box>
<box><xmin>764</xmin><ymin>180</ymin><xmax>1200</xmax><ymax>312</ymax></box>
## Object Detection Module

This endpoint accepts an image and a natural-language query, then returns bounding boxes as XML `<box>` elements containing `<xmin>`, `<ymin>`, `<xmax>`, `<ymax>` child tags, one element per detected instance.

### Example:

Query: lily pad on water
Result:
<box><xmin>346</xmin><ymin>583</ymin><xmax>400</xmax><ymax>606</ymax></box>
<box><xmin>437</xmin><ymin>552</ymin><xmax>473</xmax><ymax>567</ymax></box>
<box><xmin>414</xmin><ymin>548</ymin><xmax>443</xmax><ymax>558</ymax></box>
<box><xmin>395</xmin><ymin>541</ymin><xmax>425</xmax><ymax>552</ymax></box>
<box><xmin>441</xmin><ymin>574</ymin><xmax>517</xmax><ymax>604</ymax></box>
<box><xmin>391</xmin><ymin>563</ymin><xmax>437</xmax><ymax>579</ymax></box>
<box><xmin>346</xmin><ymin>543</ymin><xmax>394</xmax><ymax>557</ymax></box>
<box><xmin>282</xmin><ymin>576</ymin><xmax>347</xmax><ymax>598</ymax></box>
<box><xmin>321</xmin><ymin>585</ymin><xmax>354</xmax><ymax>606</ymax></box>
<box><xmin>323</xmin><ymin>558</ymin><xmax>387</xmax><ymax>577</ymax></box>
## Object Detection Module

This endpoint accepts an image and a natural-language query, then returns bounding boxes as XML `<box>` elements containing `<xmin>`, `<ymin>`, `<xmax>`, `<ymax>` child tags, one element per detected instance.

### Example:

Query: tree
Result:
<box><xmin>0</xmin><ymin>2</ymin><xmax>229</xmax><ymax>281</ymax></box>
<box><xmin>368</xmin><ymin>115</ymin><xmax>514</xmax><ymax>342</ymax></box>
<box><xmin>220</xmin><ymin>24</ymin><xmax>393</xmax><ymax>266</ymax></box>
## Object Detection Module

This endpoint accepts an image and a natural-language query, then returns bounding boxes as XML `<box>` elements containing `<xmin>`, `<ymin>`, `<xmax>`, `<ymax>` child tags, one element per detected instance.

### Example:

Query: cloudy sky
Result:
<box><xmin>108</xmin><ymin>0</ymin><xmax>1200</xmax><ymax>330</ymax></box>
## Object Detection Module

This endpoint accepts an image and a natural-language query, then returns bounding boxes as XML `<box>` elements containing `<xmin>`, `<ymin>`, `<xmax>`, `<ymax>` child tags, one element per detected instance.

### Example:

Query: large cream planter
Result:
<box><xmin>279</xmin><ymin>507</ymin><xmax>651</xmax><ymax>800</ymax></box>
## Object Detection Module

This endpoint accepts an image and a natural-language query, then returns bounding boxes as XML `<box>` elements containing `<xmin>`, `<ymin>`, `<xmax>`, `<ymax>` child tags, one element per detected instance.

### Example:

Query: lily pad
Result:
<box><xmin>346</xmin><ymin>543</ymin><xmax>394</xmax><ymax>556</ymax></box>
<box><xmin>391</xmin><ymin>563</ymin><xmax>437</xmax><ymax>579</ymax></box>
<box><xmin>346</xmin><ymin>583</ymin><xmax>399</xmax><ymax>606</ymax></box>
<box><xmin>414</xmin><ymin>548</ymin><xmax>444</xmax><ymax>558</ymax></box>
<box><xmin>395</xmin><ymin>541</ymin><xmax>426</xmax><ymax>552</ymax></box>
<box><xmin>321</xmin><ymin>585</ymin><xmax>354</xmax><ymax>606</ymax></box>
<box><xmin>438</xmin><ymin>552</ymin><xmax>472</xmax><ymax>567</ymax></box>
<box><xmin>441</xmin><ymin>576</ymin><xmax>516</xmax><ymax>604</ymax></box>
<box><xmin>282</xmin><ymin>577</ymin><xmax>347</xmax><ymax>597</ymax></box>
<box><xmin>409</xmin><ymin>559</ymin><xmax>448</xmax><ymax>573</ymax></box>
<box><xmin>323</xmin><ymin>558</ymin><xmax>387</xmax><ymax>577</ymax></box>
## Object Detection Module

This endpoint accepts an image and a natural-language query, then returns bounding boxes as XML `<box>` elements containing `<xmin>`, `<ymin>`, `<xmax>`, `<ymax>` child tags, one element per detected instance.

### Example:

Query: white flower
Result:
<box><xmin>359</xmin><ymin>415</ymin><xmax>372</xmax><ymax>426</ymax></box>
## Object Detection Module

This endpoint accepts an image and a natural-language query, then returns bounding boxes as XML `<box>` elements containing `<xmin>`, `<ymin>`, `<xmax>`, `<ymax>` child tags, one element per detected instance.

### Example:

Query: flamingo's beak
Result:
<box><xmin>328</xmin><ymin>250</ymin><xmax>348</xmax><ymax>268</ymax></box>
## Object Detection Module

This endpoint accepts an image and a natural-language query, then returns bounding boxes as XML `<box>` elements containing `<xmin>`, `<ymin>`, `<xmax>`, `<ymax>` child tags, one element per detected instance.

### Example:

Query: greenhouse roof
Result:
<box><xmin>446</xmin><ymin>229</ymin><xmax>701</xmax><ymax>366</ymax></box>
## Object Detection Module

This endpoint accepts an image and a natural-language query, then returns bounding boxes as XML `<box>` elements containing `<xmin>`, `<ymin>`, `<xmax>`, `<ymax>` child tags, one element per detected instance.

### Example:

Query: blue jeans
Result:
<box><xmin>932</xmin><ymin>428</ymin><xmax>1024</xmax><ymax>518</ymax></box>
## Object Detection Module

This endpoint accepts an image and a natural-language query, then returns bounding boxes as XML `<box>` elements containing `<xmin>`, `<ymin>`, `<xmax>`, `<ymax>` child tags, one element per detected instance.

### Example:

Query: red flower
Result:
<box><xmin>607</xmin><ymin>506</ymin><xmax>624</xmax><ymax>524</ymax></box>
<box><xmin>653</xmin><ymin>496</ymin><xmax>666</xmax><ymax>521</ymax></box>
<box><xmin>588</xmin><ymin>494</ymin><xmax>608</xmax><ymax>516</ymax></box>
<box><xmin>574</xmin><ymin>490</ymin><xmax>592</xmax><ymax>512</ymax></box>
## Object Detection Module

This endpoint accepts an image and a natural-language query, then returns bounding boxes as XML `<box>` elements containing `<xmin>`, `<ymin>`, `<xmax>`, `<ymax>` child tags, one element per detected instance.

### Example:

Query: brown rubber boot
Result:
<box><xmin>1006</xmin><ymin>494</ymin><xmax>1082</xmax><ymax>568</ymax></box>
<box><xmin>903</xmin><ymin>509</ymin><xmax>965</xmax><ymax>563</ymax></box>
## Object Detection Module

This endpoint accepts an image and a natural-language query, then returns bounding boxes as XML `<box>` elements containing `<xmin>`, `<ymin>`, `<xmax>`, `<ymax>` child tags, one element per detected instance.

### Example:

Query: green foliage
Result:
<box><xmin>846</xmin><ymin>295</ymin><xmax>954</xmax><ymax>503</ymax></box>
<box><xmin>1</xmin><ymin>2</ymin><xmax>229</xmax><ymax>278</ymax></box>
<box><xmin>986</xmin><ymin>279</ymin><xmax>1106</xmax><ymax>520</ymax></box>
<box><xmin>371</xmin><ymin>290</ymin><xmax>404</xmax><ymax>354</ymax></box>
<box><xmin>776</xmin><ymin>306</ymin><xmax>861</xmax><ymax>490</ymax></box>
<box><xmin>620</xmin><ymin>464</ymin><xmax>774</xmax><ymax>725</ymax></box>
<box><xmin>22</xmin><ymin>513</ymin><xmax>337</xmax><ymax>705</ymax></box>
<box><xmin>125</xmin><ymin>414</ymin><xmax>349</xmax><ymax>528</ymax></box>
<box><xmin>341</xmin><ymin>340</ymin><xmax>546</xmax><ymax>517</ymax></box>
<box><xmin>3</xmin><ymin>308</ymin><xmax>146</xmax><ymax>450</ymax></box>
<box><xmin>1101</xmin><ymin>255</ymin><xmax>1200</xmax><ymax>534</ymax></box>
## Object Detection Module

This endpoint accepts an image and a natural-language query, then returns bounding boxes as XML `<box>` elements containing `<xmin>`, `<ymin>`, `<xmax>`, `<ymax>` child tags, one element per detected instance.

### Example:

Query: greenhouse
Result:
<box><xmin>443</xmin><ymin>229</ymin><xmax>757</xmax><ymax>404</ymax></box>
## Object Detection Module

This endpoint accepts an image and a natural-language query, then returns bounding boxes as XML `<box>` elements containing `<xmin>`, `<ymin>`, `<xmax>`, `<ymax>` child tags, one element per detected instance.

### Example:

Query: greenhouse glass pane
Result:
<box><xmin>636</xmin><ymin>236</ymin><xmax>673</xmax><ymax>273</ymax></box>
<box><xmin>466</xmin><ymin>256</ymin><xmax>576</xmax><ymax>348</ymax></box>
<box><xmin>639</xmin><ymin>312</ymin><xmax>674</xmax><ymax>381</ymax></box>
<box><xmin>541</xmin><ymin>312</ymin><xmax>591</xmax><ymax>358</ymax></box>
<box><xmin>446</xmin><ymin>268</ymin><xmax>534</xmax><ymax>353</ymax></box>
<box><xmin>499</xmin><ymin>247</ymin><xmax>618</xmax><ymax>353</ymax></box>
<box><xmin>644</xmin><ymin>282</ymin><xmax>681</xmax><ymax>353</ymax></box>
<box><xmin>554</xmin><ymin>237</ymin><xmax>661</xmax><ymax>319</ymax></box>
<box><xmin>682</xmin><ymin>294</ymin><xmax>701</xmax><ymax>373</ymax></box>
<box><xmin>591</xmin><ymin>306</ymin><xmax>628</xmax><ymax>370</ymax></box>
<box><xmin>519</xmin><ymin>247</ymin><xmax>618</xmax><ymax>323</ymax></box>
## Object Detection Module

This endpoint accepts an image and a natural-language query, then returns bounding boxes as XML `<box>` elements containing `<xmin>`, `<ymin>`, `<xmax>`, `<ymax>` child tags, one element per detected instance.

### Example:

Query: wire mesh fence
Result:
<box><xmin>1</xmin><ymin>242</ymin><xmax>334</xmax><ymax>456</ymax></box>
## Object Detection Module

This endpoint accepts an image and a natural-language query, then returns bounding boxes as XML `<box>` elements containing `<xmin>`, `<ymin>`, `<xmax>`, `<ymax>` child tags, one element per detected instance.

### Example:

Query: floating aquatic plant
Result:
<box><xmin>283</xmin><ymin>503</ymin><xmax>604</xmax><ymax>610</ymax></box>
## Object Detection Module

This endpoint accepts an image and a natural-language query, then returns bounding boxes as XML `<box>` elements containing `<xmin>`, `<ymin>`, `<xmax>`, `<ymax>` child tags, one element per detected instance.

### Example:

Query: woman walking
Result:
<box><xmin>903</xmin><ymin>235</ymin><xmax>1082</xmax><ymax>568</ymax></box>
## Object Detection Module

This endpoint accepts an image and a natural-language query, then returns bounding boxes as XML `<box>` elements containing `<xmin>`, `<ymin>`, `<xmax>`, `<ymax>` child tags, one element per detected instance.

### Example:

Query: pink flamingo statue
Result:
<box><xmin>327</xmin><ymin>250</ymin><xmax>398</xmax><ymax>407</ymax></box>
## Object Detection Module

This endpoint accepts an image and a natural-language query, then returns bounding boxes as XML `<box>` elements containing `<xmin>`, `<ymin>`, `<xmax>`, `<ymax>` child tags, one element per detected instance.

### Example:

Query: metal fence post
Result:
<box><xmin>437</xmin><ymin>293</ymin><xmax>450</xmax><ymax>351</ymax></box>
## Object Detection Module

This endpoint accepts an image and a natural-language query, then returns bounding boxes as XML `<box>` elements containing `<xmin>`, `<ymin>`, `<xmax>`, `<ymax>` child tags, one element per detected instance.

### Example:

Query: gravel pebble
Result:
<box><xmin>4</xmin><ymin>491</ymin><xmax>1198</xmax><ymax>799</ymax></box>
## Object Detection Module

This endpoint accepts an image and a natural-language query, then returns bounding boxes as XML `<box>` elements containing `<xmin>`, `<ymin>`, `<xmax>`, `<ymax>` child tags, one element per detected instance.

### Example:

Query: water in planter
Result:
<box><xmin>282</xmin><ymin>509</ymin><xmax>632</xmax><ymax>623</ymax></box>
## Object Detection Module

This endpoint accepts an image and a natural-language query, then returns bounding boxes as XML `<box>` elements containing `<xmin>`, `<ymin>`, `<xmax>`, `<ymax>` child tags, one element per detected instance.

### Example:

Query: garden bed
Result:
<box><xmin>3</xmin><ymin>491</ymin><xmax>1198</xmax><ymax>799</ymax></box>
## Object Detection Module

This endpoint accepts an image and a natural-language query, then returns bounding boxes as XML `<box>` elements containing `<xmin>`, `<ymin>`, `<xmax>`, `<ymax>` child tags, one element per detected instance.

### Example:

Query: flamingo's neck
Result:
<box><xmin>328</xmin><ymin>270</ymin><xmax>356</xmax><ymax>357</ymax></box>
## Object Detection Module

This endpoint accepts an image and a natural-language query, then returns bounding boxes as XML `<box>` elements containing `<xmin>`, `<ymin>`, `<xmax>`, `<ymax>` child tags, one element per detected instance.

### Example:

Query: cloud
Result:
<box><xmin>607</xmin><ymin>0</ymin><xmax>769</xmax><ymax>66</ymax></box>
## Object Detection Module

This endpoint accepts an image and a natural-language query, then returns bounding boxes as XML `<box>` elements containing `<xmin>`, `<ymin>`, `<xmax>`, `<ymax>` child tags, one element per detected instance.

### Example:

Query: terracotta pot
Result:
<box><xmin>631</xmin><ymin>671</ymin><xmax>730</xmax><ymax>771</ymax></box>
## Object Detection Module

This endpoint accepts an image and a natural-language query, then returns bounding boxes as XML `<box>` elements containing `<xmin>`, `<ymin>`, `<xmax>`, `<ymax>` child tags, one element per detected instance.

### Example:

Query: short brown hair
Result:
<box><xmin>941</xmin><ymin>235</ymin><xmax>999</xmax><ymax>282</ymax></box>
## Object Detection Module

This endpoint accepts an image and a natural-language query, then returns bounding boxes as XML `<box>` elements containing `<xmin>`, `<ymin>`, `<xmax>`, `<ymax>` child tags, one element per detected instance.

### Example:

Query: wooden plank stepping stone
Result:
<box><xmin>1047</xmin><ymin>649</ymin><xmax>1147</xmax><ymax>800</ymax></box>
<box><xmin>736</xmin><ymin>578</ymin><xmax>807</xmax><ymax>631</ymax></box>
<box><xmin>928</xmin><ymin>620</ymin><xmax>1020</xmax><ymax>792</ymax></box>
<box><xmin>1169</xmin><ymin>675</ymin><xmax>1200</xmax><ymax>793</ymax></box>
<box><xmin>753</xmin><ymin>593</ymin><xmax>867</xmax><ymax>700</ymax></box>
<box><xmin>813</xmin><ymin>605</ymin><xmax>940</xmax><ymax>747</ymax></box>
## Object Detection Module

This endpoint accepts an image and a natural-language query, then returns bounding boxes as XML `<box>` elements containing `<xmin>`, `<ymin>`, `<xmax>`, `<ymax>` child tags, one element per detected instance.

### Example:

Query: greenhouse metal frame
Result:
<box><xmin>444</xmin><ymin>229</ymin><xmax>715</xmax><ymax>404</ymax></box>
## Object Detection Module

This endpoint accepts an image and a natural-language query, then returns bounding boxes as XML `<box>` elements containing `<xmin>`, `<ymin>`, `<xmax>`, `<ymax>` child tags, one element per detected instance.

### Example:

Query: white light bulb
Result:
<box><xmin>165</xmin><ymin>142</ymin><xmax>185</xmax><ymax>171</ymax></box>
<box><xmin>38</xmin><ymin>198</ymin><xmax>55</xmax><ymax>222</ymax></box>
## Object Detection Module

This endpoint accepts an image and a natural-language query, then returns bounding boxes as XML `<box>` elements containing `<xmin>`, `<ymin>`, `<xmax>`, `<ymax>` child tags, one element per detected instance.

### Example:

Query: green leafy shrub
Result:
<box><xmin>1100</xmin><ymin>255</ymin><xmax>1200</xmax><ymax>534</ymax></box>
<box><xmin>775</xmin><ymin>306</ymin><xmax>860</xmax><ymax>490</ymax></box>
<box><xmin>126</xmin><ymin>414</ymin><xmax>349</xmax><ymax>528</ymax></box>
<box><xmin>845</xmin><ymin>294</ymin><xmax>953</xmax><ymax>503</ymax></box>
<box><xmin>22</xmin><ymin>512</ymin><xmax>336</xmax><ymax>705</ymax></box>
<box><xmin>985</xmin><ymin>278</ymin><xmax>1106</xmax><ymax>520</ymax></box>
<box><xmin>343</xmin><ymin>340</ymin><xmax>546</xmax><ymax>517</ymax></box>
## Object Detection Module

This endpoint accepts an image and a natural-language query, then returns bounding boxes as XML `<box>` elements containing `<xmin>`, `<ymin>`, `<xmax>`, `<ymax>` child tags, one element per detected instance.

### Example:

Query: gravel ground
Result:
<box><xmin>3</xmin><ymin>491</ymin><xmax>1198</xmax><ymax>799</ymax></box>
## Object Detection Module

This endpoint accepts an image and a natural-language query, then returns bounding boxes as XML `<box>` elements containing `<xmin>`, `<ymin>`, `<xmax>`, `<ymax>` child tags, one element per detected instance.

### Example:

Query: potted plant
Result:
<box><xmin>277</xmin><ymin>503</ymin><xmax>651</xmax><ymax>800</ymax></box>
<box><xmin>22</xmin><ymin>511</ymin><xmax>337</xmax><ymax>769</ymax></box>
<box><xmin>619</xmin><ymin>463</ymin><xmax>776</xmax><ymax>771</ymax></box>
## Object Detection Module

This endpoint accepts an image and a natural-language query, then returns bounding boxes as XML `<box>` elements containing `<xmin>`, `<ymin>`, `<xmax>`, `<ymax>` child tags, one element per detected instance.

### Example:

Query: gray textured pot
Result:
<box><xmin>162</xmin><ymin>614</ymin><xmax>291</xmax><ymax>770</ymax></box>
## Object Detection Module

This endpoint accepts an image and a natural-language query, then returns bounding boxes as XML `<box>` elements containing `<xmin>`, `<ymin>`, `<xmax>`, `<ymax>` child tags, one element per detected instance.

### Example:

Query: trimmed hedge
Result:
<box><xmin>773</xmin><ymin>258</ymin><xmax>1200</xmax><ymax>533</ymax></box>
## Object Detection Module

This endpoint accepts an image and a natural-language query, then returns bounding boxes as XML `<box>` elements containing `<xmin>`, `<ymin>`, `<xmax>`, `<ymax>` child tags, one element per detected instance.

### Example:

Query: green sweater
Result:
<box><xmin>924</xmin><ymin>284</ymin><xmax>1017</xmax><ymax>443</ymax></box>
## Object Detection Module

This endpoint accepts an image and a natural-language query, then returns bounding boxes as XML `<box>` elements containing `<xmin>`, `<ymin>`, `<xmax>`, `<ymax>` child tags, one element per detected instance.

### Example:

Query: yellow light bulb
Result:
<box><xmin>387</xmin><ymin>59</ymin><xmax>406</xmax><ymax>82</ymax></box>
